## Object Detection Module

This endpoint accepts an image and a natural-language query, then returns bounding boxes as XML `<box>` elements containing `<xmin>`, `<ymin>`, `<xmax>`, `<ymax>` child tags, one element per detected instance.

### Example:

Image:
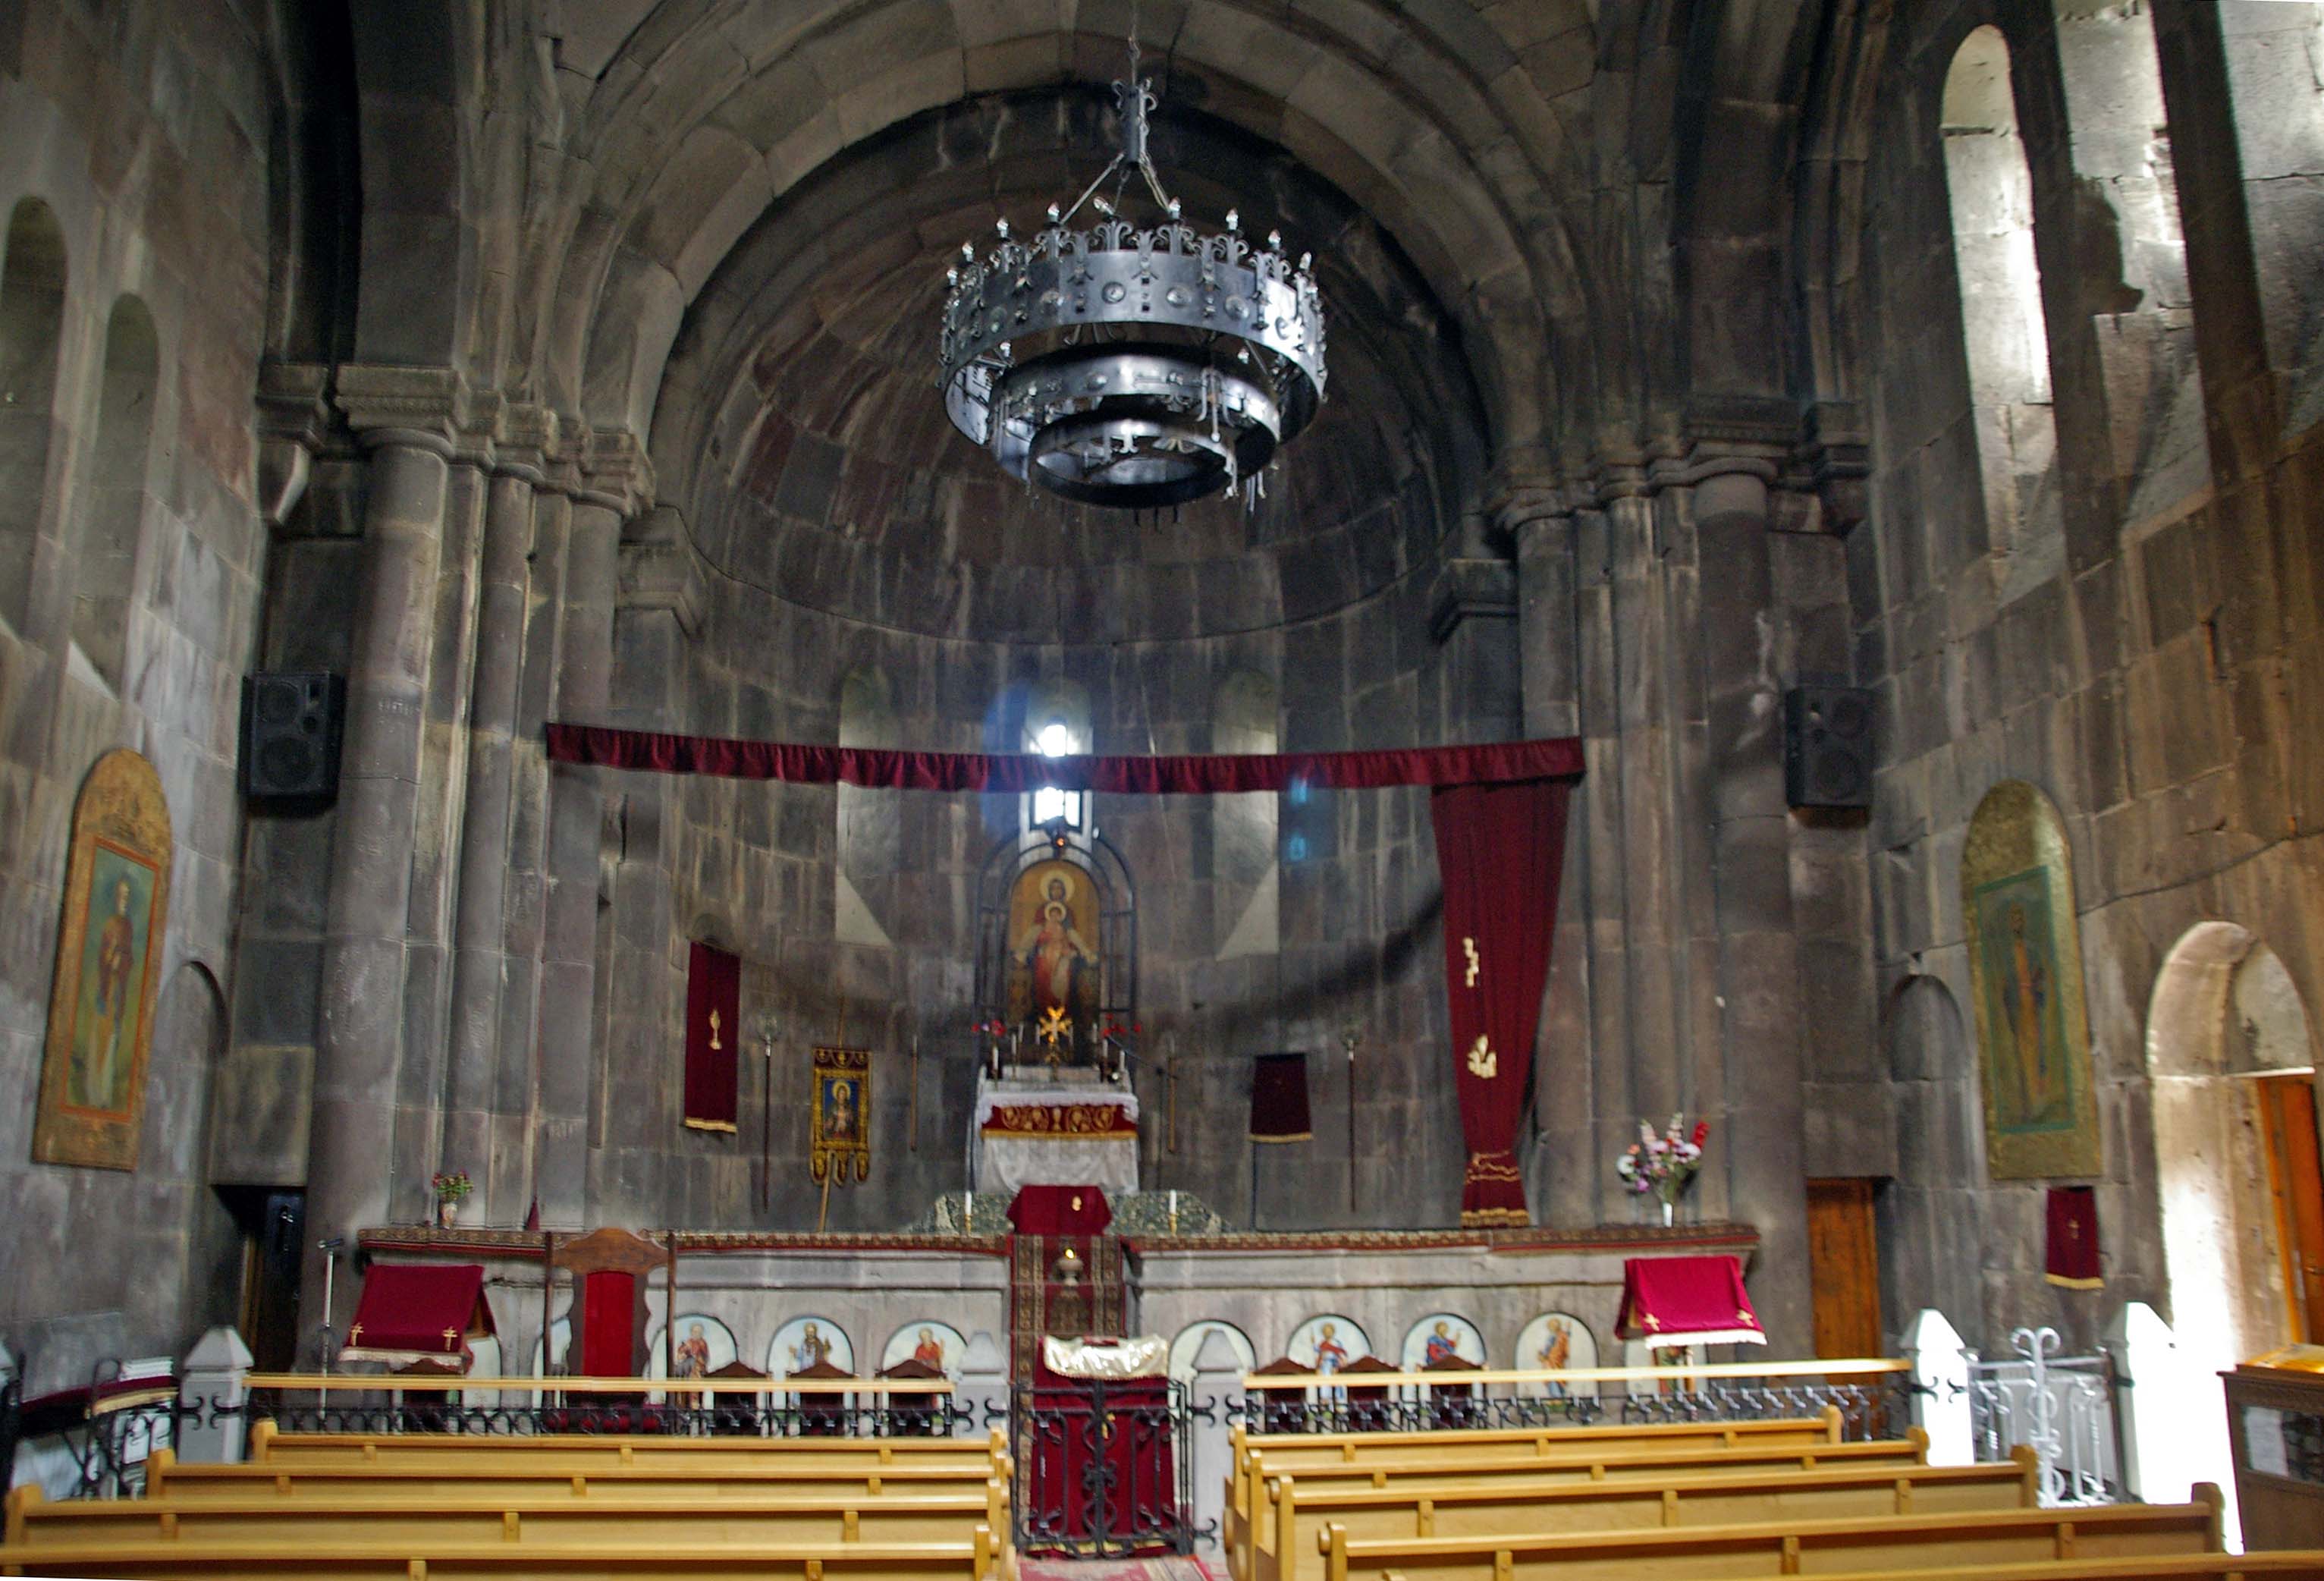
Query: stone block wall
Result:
<box><xmin>0</xmin><ymin>1</ymin><xmax>273</xmax><ymax>1391</ymax></box>
<box><xmin>1850</xmin><ymin>0</ymin><xmax>2324</xmax><ymax>1351</ymax></box>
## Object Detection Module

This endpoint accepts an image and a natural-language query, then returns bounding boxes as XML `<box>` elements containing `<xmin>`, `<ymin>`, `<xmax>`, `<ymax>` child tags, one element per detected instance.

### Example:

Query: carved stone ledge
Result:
<box><xmin>1428</xmin><ymin>555</ymin><xmax>1518</xmax><ymax>646</ymax></box>
<box><xmin>579</xmin><ymin>426</ymin><xmax>656</xmax><ymax>515</ymax></box>
<box><xmin>618</xmin><ymin>505</ymin><xmax>704</xmax><ymax>637</ymax></box>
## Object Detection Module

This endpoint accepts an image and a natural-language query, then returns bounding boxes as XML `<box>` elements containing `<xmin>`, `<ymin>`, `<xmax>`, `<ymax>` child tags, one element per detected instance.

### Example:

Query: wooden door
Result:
<box><xmin>2256</xmin><ymin>1074</ymin><xmax>2324</xmax><ymax>1344</ymax></box>
<box><xmin>1806</xmin><ymin>1177</ymin><xmax>1884</xmax><ymax>1359</ymax></box>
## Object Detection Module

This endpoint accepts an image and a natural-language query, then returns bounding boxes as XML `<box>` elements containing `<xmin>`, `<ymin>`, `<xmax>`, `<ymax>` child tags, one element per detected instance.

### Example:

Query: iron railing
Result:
<box><xmin>1968</xmin><ymin>1325</ymin><xmax>2124</xmax><ymax>1506</ymax></box>
<box><xmin>1226</xmin><ymin>1360</ymin><xmax>1913</xmax><ymax>1443</ymax></box>
<box><xmin>1010</xmin><ymin>1378</ymin><xmax>1194</xmax><ymax>1557</ymax></box>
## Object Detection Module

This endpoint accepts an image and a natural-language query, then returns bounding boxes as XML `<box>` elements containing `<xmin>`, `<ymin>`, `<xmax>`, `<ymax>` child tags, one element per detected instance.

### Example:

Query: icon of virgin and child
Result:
<box><xmin>1007</xmin><ymin>861</ymin><xmax>1101</xmax><ymax>1055</ymax></box>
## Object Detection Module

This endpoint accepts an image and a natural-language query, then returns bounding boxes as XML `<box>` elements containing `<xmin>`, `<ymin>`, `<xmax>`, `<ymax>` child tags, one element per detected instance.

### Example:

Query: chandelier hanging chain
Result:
<box><xmin>936</xmin><ymin>32</ymin><xmax>1327</xmax><ymax>511</ymax></box>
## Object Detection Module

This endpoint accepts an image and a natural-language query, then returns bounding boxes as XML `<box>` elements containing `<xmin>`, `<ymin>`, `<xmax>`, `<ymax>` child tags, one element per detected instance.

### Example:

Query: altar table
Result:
<box><xmin>973</xmin><ymin>1073</ymin><xmax>1138</xmax><ymax>1196</ymax></box>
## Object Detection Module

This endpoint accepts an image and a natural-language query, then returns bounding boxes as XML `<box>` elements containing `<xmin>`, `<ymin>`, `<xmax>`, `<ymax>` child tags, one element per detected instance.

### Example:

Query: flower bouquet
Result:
<box><xmin>431</xmin><ymin>1169</ymin><xmax>472</xmax><ymax>1227</ymax></box>
<box><xmin>1616</xmin><ymin>1116</ymin><xmax>1709</xmax><ymax>1224</ymax></box>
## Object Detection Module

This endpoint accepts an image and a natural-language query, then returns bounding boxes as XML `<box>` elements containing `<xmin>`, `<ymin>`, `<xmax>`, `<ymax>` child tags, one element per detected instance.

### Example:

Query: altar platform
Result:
<box><xmin>973</xmin><ymin>1068</ymin><xmax>1139</xmax><ymax>1196</ymax></box>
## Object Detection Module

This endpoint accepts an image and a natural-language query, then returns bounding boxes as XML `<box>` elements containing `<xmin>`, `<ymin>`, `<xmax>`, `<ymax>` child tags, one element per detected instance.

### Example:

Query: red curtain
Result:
<box><xmin>683</xmin><ymin>941</ymin><xmax>740</xmax><ymax>1130</ymax></box>
<box><xmin>548</xmin><ymin>723</ymin><xmax>1582</xmax><ymax>793</ymax></box>
<box><xmin>1431</xmin><ymin>779</ymin><xmax>1572</xmax><ymax>1227</ymax></box>
<box><xmin>579</xmin><ymin>1270</ymin><xmax>637</xmax><ymax>1375</ymax></box>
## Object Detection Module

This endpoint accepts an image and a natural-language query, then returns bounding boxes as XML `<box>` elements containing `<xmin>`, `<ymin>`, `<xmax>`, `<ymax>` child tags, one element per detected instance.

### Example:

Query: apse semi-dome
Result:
<box><xmin>937</xmin><ymin>40</ymin><xmax>1327</xmax><ymax>511</ymax></box>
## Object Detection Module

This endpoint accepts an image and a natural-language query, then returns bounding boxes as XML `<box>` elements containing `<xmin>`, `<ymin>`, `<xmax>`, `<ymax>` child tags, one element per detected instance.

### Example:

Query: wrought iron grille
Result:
<box><xmin>238</xmin><ymin>1388</ymin><xmax>986</xmax><ymax>1442</ymax></box>
<box><xmin>1216</xmin><ymin>1371</ymin><xmax>1910</xmax><ymax>1442</ymax></box>
<box><xmin>1010</xmin><ymin>1378</ymin><xmax>1194</xmax><ymax>1557</ymax></box>
<box><xmin>1968</xmin><ymin>1325</ymin><xmax>2124</xmax><ymax>1506</ymax></box>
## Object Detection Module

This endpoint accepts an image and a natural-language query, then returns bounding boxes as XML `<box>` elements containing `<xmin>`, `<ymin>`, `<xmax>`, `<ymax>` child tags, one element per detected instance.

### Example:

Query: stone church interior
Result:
<box><xmin>2</xmin><ymin>0</ymin><xmax>2323</xmax><ymax>1571</ymax></box>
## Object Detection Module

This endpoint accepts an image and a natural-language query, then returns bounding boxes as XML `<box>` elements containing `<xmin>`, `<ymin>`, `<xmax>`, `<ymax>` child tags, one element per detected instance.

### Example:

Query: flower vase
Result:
<box><xmin>438</xmin><ymin>1199</ymin><xmax>457</xmax><ymax>1229</ymax></box>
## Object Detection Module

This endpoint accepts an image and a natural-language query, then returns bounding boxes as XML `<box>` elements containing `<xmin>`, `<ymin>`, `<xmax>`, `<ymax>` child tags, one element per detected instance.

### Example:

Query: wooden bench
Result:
<box><xmin>1226</xmin><ymin>1422</ymin><xmax>1921</xmax><ymax>1580</ymax></box>
<box><xmin>1252</xmin><ymin>1454</ymin><xmax>2036</xmax><ymax>1581</ymax></box>
<box><xmin>0</xmin><ymin>1529</ymin><xmax>1007</xmax><ymax>1580</ymax></box>
<box><xmin>1748</xmin><ymin>1558</ymin><xmax>2324</xmax><ymax>1581</ymax></box>
<box><xmin>146</xmin><ymin>1448</ymin><xmax>1004</xmax><ymax>1506</ymax></box>
<box><xmin>248</xmin><ymin>1422</ymin><xmax>1009</xmax><ymax>1475</ymax></box>
<box><xmin>1313</xmin><ymin>1492</ymin><xmax>2225</xmax><ymax>1581</ymax></box>
<box><xmin>7</xmin><ymin>1479</ymin><xmax>1010</xmax><ymax>1553</ymax></box>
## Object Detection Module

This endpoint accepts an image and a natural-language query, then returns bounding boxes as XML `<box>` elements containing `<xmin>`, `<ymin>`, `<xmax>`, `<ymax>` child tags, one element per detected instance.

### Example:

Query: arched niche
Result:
<box><xmin>2147</xmin><ymin>923</ymin><xmax>2320</xmax><ymax>1359</ymax></box>
<box><xmin>1878</xmin><ymin>973</ymin><xmax>1986</xmax><ymax>1341</ymax></box>
<box><xmin>1212</xmin><ymin>670</ymin><xmax>1279</xmax><ymax>960</ymax></box>
<box><xmin>1941</xmin><ymin>27</ymin><xmax>2062</xmax><ymax>595</ymax></box>
<box><xmin>2144</xmin><ymin>923</ymin><xmax>2320</xmax><ymax>1529</ymax></box>
<box><xmin>1960</xmin><ymin>780</ymin><xmax>2099</xmax><ymax>1178</ymax></box>
<box><xmin>75</xmin><ymin>296</ymin><xmax>160</xmax><ymax>691</ymax></box>
<box><xmin>0</xmin><ymin>196</ymin><xmax>68</xmax><ymax>634</ymax></box>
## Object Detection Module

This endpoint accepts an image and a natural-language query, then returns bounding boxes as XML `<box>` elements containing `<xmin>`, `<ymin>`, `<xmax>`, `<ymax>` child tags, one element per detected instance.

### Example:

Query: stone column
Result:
<box><xmin>441</xmin><ymin>459</ymin><xmax>539</xmax><ymax>1213</ymax></box>
<box><xmin>494</xmin><ymin>468</ymin><xmax>570</xmax><ymax>1214</ymax></box>
<box><xmin>533</xmin><ymin>484</ymin><xmax>622</xmax><ymax>1222</ymax></box>
<box><xmin>1691</xmin><ymin>467</ymin><xmax>1811</xmax><ymax>1349</ymax></box>
<box><xmin>1509</xmin><ymin>488</ymin><xmax>1593</xmax><ymax>1224</ymax></box>
<box><xmin>303</xmin><ymin>398</ymin><xmax>454</xmax><ymax>1351</ymax></box>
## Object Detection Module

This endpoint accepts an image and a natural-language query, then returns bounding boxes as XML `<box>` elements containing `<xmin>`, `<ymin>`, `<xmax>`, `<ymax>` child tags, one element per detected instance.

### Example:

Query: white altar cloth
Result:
<box><xmin>972</xmin><ymin>1073</ymin><xmax>1140</xmax><ymax>1197</ymax></box>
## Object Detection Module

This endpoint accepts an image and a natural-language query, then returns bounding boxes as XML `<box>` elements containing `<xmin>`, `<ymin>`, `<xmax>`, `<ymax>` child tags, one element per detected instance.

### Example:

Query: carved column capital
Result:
<box><xmin>618</xmin><ymin>505</ymin><xmax>705</xmax><ymax>638</ymax></box>
<box><xmin>334</xmin><ymin>363</ymin><xmax>473</xmax><ymax>456</ymax></box>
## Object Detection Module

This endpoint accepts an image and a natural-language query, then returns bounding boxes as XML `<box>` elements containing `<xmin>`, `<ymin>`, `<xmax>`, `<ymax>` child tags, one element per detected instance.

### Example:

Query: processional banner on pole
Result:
<box><xmin>811</xmin><ymin>1046</ymin><xmax>871</xmax><ymax>1183</ymax></box>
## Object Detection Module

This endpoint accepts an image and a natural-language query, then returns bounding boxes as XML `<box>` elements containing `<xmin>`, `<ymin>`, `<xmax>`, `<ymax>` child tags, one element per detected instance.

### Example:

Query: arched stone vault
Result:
<box><xmin>523</xmin><ymin>0</ymin><xmax>1611</xmax><ymax>473</ymax></box>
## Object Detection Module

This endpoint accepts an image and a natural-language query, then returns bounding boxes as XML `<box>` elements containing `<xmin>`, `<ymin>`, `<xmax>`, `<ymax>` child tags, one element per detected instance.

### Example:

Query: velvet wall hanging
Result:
<box><xmin>1431</xmin><ymin>778</ymin><xmax>1572</xmax><ymax>1226</ymax></box>
<box><xmin>683</xmin><ymin>940</ymin><xmax>740</xmax><ymax>1132</ymax></box>
<box><xmin>1249</xmin><ymin>1052</ymin><xmax>1314</xmax><ymax>1143</ymax></box>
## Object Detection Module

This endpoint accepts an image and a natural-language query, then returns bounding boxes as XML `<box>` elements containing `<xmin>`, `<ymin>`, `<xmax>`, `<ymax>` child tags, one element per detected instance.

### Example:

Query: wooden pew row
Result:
<box><xmin>6</xmin><ymin>1480</ymin><xmax>1010</xmax><ymax>1553</ymax></box>
<box><xmin>0</xmin><ymin>1529</ymin><xmax>1007</xmax><ymax>1581</ymax></box>
<box><xmin>1694</xmin><ymin>1558</ymin><xmax>2324</xmax><ymax>1581</ymax></box>
<box><xmin>249</xmin><ymin>1422</ymin><xmax>1010</xmax><ymax>1473</ymax></box>
<box><xmin>1226</xmin><ymin>1429</ymin><xmax>1927</xmax><ymax>1581</ymax></box>
<box><xmin>1314</xmin><ymin>1493</ymin><xmax>2226</xmax><ymax>1581</ymax></box>
<box><xmin>1255</xmin><ymin>1454</ymin><xmax>2036</xmax><ymax>1581</ymax></box>
<box><xmin>146</xmin><ymin>1448</ymin><xmax>1003</xmax><ymax>1505</ymax></box>
<box><xmin>1239</xmin><ymin>1411</ymin><xmax>1842</xmax><ymax>1483</ymax></box>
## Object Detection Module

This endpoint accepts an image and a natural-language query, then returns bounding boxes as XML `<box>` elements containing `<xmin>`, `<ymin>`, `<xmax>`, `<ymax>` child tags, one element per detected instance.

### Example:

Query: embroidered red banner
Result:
<box><xmin>1434</xmin><ymin>779</ymin><xmax>1572</xmax><ymax>1227</ymax></box>
<box><xmin>980</xmin><ymin>1102</ymin><xmax>1139</xmax><ymax>1139</ymax></box>
<box><xmin>547</xmin><ymin>724</ymin><xmax>1582</xmax><ymax>793</ymax></box>
<box><xmin>683</xmin><ymin>940</ymin><xmax>740</xmax><ymax>1132</ymax></box>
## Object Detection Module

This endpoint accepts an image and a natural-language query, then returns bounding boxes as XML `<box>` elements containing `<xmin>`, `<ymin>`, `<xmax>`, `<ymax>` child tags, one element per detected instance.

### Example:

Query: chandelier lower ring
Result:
<box><xmin>1025</xmin><ymin>412</ymin><xmax>1252</xmax><ymax>508</ymax></box>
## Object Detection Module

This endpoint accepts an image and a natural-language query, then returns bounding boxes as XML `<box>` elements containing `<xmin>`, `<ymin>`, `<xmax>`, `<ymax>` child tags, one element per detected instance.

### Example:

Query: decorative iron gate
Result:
<box><xmin>1968</xmin><ymin>1325</ymin><xmax>2124</xmax><ymax>1505</ymax></box>
<box><xmin>1011</xmin><ymin>1378</ymin><xmax>1193</xmax><ymax>1557</ymax></box>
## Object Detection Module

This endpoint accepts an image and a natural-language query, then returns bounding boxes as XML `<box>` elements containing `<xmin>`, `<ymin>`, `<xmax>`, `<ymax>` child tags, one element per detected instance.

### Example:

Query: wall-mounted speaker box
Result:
<box><xmin>240</xmin><ymin>671</ymin><xmax>347</xmax><ymax>806</ymax></box>
<box><xmin>1783</xmin><ymin>685</ymin><xmax>1874</xmax><ymax>809</ymax></box>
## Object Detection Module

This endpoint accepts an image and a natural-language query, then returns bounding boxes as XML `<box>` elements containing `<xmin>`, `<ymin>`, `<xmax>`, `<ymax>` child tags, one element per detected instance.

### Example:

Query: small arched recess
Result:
<box><xmin>0</xmin><ymin>197</ymin><xmax>68</xmax><ymax>634</ymax></box>
<box><xmin>1942</xmin><ymin>27</ymin><xmax>2062</xmax><ymax>597</ymax></box>
<box><xmin>75</xmin><ymin>296</ymin><xmax>160</xmax><ymax>690</ymax></box>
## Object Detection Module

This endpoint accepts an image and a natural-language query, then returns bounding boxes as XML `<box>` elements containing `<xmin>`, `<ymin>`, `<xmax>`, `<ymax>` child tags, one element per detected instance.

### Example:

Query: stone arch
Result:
<box><xmin>2144</xmin><ymin>921</ymin><xmax>2320</xmax><ymax>1526</ymax></box>
<box><xmin>2147</xmin><ymin>923</ymin><xmax>2319</xmax><ymax>1346</ymax></box>
<box><xmin>149</xmin><ymin>960</ymin><xmax>240</xmax><ymax>1337</ymax></box>
<box><xmin>74</xmin><ymin>295</ymin><xmax>160</xmax><ymax>690</ymax></box>
<box><xmin>1877</xmin><ymin>973</ymin><xmax>1986</xmax><ymax>1343</ymax></box>
<box><xmin>539</xmin><ymin>0</ymin><xmax>1585</xmax><ymax>469</ymax></box>
<box><xmin>0</xmin><ymin>195</ymin><xmax>68</xmax><ymax>635</ymax></box>
<box><xmin>1941</xmin><ymin>27</ymin><xmax>2062</xmax><ymax>594</ymax></box>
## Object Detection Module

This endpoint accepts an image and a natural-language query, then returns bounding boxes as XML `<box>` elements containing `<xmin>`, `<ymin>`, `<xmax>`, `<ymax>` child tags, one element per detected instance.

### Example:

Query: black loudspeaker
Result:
<box><xmin>1784</xmin><ymin>685</ymin><xmax>1874</xmax><ymax>809</ymax></box>
<box><xmin>240</xmin><ymin>672</ymin><xmax>346</xmax><ymax>804</ymax></box>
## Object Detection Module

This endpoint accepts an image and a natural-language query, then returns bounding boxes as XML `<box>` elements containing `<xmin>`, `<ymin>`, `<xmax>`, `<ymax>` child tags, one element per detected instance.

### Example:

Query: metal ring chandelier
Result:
<box><xmin>937</xmin><ymin>40</ymin><xmax>1328</xmax><ymax>511</ymax></box>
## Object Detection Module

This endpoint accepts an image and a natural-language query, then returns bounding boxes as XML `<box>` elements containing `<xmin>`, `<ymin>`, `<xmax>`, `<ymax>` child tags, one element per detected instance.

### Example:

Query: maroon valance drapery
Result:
<box><xmin>554</xmin><ymin>721</ymin><xmax>1581</xmax><ymax>1227</ymax></box>
<box><xmin>547</xmin><ymin>723</ymin><xmax>1583</xmax><ymax>793</ymax></box>
<box><xmin>1433</xmin><ymin>779</ymin><xmax>1572</xmax><ymax>1227</ymax></box>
